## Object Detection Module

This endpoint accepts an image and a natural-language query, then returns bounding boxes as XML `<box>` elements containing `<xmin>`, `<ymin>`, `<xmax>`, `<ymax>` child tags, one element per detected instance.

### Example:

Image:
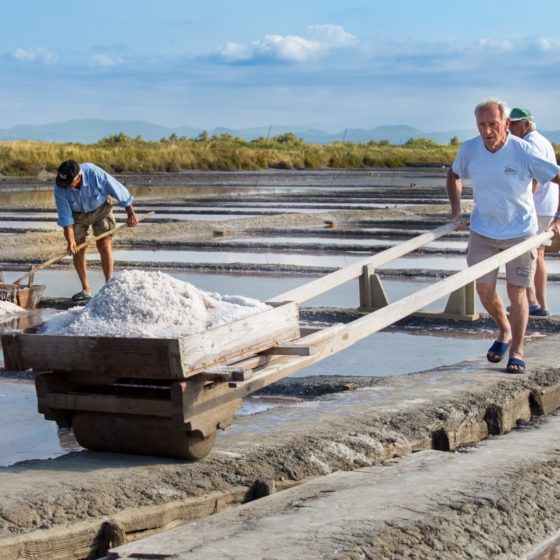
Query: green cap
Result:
<box><xmin>509</xmin><ymin>107</ymin><xmax>533</xmax><ymax>122</ymax></box>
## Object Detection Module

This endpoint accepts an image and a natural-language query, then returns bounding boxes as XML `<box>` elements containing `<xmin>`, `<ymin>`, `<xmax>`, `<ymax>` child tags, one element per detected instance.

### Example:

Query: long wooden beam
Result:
<box><xmin>221</xmin><ymin>231</ymin><xmax>552</xmax><ymax>401</ymax></box>
<box><xmin>267</xmin><ymin>221</ymin><xmax>460</xmax><ymax>305</ymax></box>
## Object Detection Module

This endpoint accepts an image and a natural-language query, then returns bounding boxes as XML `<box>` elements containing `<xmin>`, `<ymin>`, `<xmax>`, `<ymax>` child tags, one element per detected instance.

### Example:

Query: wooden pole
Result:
<box><xmin>13</xmin><ymin>211</ymin><xmax>155</xmax><ymax>285</ymax></box>
<box><xmin>228</xmin><ymin>231</ymin><xmax>552</xmax><ymax>398</ymax></box>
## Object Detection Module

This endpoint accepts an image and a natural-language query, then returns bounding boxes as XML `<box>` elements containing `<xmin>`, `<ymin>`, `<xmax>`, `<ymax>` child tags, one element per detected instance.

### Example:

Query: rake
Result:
<box><xmin>0</xmin><ymin>211</ymin><xmax>155</xmax><ymax>309</ymax></box>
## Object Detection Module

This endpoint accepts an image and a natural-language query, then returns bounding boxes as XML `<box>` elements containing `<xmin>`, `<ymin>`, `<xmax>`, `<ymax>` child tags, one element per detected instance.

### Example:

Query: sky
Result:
<box><xmin>2</xmin><ymin>0</ymin><xmax>560</xmax><ymax>133</ymax></box>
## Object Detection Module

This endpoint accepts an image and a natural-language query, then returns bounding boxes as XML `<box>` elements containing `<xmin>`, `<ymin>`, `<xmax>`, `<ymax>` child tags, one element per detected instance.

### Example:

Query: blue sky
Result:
<box><xmin>2</xmin><ymin>0</ymin><xmax>560</xmax><ymax>132</ymax></box>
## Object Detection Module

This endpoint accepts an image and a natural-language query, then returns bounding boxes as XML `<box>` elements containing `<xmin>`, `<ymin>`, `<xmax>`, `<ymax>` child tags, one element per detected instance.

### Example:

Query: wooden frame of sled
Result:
<box><xmin>1</xmin><ymin>225</ymin><xmax>551</xmax><ymax>460</ymax></box>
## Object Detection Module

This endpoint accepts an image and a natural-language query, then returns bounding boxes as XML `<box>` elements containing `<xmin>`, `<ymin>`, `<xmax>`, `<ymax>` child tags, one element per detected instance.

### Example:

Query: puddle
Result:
<box><xmin>293</xmin><ymin>330</ymin><xmax>488</xmax><ymax>377</ymax></box>
<box><xmin>0</xmin><ymin>221</ymin><xmax>59</xmax><ymax>230</ymax></box>
<box><xmin>0</xmin><ymin>378</ymin><xmax>83</xmax><ymax>466</ymax></box>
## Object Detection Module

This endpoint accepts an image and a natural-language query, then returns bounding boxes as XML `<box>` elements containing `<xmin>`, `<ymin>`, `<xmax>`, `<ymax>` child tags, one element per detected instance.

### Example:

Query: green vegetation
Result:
<box><xmin>0</xmin><ymin>132</ymin><xmax>554</xmax><ymax>176</ymax></box>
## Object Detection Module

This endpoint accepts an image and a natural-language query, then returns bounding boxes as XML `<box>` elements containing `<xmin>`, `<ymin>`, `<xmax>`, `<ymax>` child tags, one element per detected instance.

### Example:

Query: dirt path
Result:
<box><xmin>109</xmin><ymin>415</ymin><xmax>560</xmax><ymax>560</ymax></box>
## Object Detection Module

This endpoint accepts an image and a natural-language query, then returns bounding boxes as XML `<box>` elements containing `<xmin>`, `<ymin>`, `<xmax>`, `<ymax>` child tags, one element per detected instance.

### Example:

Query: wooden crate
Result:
<box><xmin>1</xmin><ymin>301</ymin><xmax>300</xmax><ymax>378</ymax></box>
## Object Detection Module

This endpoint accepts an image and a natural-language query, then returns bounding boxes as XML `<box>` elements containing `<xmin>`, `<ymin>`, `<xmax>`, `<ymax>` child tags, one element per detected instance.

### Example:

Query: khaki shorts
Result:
<box><xmin>72</xmin><ymin>201</ymin><xmax>116</xmax><ymax>240</ymax></box>
<box><xmin>467</xmin><ymin>231</ymin><xmax>537</xmax><ymax>288</ymax></box>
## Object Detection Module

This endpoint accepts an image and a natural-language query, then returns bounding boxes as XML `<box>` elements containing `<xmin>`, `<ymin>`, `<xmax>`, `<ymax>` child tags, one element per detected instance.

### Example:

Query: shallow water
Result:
<box><xmin>0</xmin><ymin>220</ymin><xmax>59</xmax><ymax>230</ymax></box>
<box><xmin>213</xmin><ymin>235</ymin><xmax>467</xmax><ymax>250</ymax></box>
<box><xmin>0</xmin><ymin>378</ymin><xmax>82</xmax><ymax>466</ymax></box>
<box><xmin>90</xmin><ymin>248</ymin><xmax>467</xmax><ymax>270</ymax></box>
<box><xmin>3</xmin><ymin>268</ymin><xmax>560</xmax><ymax>314</ymax></box>
<box><xmin>0</xmin><ymin>269</ymin><xmax>454</xmax><ymax>311</ymax></box>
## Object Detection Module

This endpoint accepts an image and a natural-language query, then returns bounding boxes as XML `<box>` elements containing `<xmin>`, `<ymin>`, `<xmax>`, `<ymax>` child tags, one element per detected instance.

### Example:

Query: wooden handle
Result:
<box><xmin>13</xmin><ymin>211</ymin><xmax>155</xmax><ymax>286</ymax></box>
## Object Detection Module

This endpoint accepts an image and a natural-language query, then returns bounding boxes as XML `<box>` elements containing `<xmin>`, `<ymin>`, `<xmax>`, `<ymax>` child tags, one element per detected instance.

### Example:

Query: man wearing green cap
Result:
<box><xmin>447</xmin><ymin>98</ymin><xmax>560</xmax><ymax>374</ymax></box>
<box><xmin>508</xmin><ymin>107</ymin><xmax>557</xmax><ymax>317</ymax></box>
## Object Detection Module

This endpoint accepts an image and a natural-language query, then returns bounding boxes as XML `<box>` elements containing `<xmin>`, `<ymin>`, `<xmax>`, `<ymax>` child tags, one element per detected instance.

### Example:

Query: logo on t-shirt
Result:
<box><xmin>504</xmin><ymin>166</ymin><xmax>518</xmax><ymax>175</ymax></box>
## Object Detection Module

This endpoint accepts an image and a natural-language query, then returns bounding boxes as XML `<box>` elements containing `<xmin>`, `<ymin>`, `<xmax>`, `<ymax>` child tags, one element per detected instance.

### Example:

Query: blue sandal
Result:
<box><xmin>71</xmin><ymin>290</ymin><xmax>91</xmax><ymax>302</ymax></box>
<box><xmin>506</xmin><ymin>357</ymin><xmax>526</xmax><ymax>374</ymax></box>
<box><xmin>487</xmin><ymin>340</ymin><xmax>510</xmax><ymax>363</ymax></box>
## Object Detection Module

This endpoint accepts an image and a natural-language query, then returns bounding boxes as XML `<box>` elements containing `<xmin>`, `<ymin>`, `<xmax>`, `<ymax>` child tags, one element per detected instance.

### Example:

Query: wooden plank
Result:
<box><xmin>201</xmin><ymin>366</ymin><xmax>252</xmax><ymax>382</ymax></box>
<box><xmin>175</xmin><ymin>302</ymin><xmax>300</xmax><ymax>375</ymax></box>
<box><xmin>1</xmin><ymin>335</ymin><xmax>185</xmax><ymax>378</ymax></box>
<box><xmin>231</xmin><ymin>368</ymin><xmax>258</xmax><ymax>382</ymax></box>
<box><xmin>1</xmin><ymin>302</ymin><xmax>300</xmax><ymax>378</ymax></box>
<box><xmin>267</xmin><ymin>221</ymin><xmax>459</xmax><ymax>304</ymax></box>
<box><xmin>265</xmin><ymin>344</ymin><xmax>316</xmax><ymax>356</ymax></box>
<box><xmin>45</xmin><ymin>392</ymin><xmax>172</xmax><ymax>417</ymax></box>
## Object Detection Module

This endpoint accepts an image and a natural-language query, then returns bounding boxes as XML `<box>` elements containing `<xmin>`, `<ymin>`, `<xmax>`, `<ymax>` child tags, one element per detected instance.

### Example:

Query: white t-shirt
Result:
<box><xmin>523</xmin><ymin>130</ymin><xmax>558</xmax><ymax>216</ymax></box>
<box><xmin>452</xmin><ymin>133</ymin><xmax>559</xmax><ymax>239</ymax></box>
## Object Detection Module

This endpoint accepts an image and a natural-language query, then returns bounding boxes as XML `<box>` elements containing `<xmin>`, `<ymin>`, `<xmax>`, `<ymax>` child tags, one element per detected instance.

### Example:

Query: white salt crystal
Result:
<box><xmin>39</xmin><ymin>270</ymin><xmax>270</xmax><ymax>338</ymax></box>
<box><xmin>0</xmin><ymin>300</ymin><xmax>25</xmax><ymax>316</ymax></box>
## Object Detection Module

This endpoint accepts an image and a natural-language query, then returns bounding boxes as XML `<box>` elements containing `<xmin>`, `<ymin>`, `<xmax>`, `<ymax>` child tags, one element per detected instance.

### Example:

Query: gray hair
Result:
<box><xmin>474</xmin><ymin>98</ymin><xmax>511</xmax><ymax>122</ymax></box>
<box><xmin>527</xmin><ymin>120</ymin><xmax>537</xmax><ymax>131</ymax></box>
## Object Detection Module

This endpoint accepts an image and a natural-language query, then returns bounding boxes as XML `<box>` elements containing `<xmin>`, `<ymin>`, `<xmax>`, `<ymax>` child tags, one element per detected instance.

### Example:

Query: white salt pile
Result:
<box><xmin>0</xmin><ymin>300</ymin><xmax>25</xmax><ymax>316</ymax></box>
<box><xmin>39</xmin><ymin>270</ymin><xmax>271</xmax><ymax>338</ymax></box>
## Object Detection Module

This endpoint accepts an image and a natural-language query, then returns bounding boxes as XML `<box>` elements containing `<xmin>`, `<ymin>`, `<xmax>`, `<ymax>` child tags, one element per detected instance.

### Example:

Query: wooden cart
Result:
<box><xmin>1</xmin><ymin>225</ymin><xmax>550</xmax><ymax>460</ymax></box>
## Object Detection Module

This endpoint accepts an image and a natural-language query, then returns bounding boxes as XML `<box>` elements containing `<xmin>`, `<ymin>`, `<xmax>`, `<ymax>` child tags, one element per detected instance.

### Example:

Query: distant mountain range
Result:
<box><xmin>1</xmin><ymin>118</ymin><xmax>560</xmax><ymax>145</ymax></box>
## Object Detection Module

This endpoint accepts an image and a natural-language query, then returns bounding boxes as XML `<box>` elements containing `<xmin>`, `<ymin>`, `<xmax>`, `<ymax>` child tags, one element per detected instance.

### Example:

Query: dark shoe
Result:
<box><xmin>71</xmin><ymin>290</ymin><xmax>91</xmax><ymax>302</ymax></box>
<box><xmin>487</xmin><ymin>340</ymin><xmax>511</xmax><ymax>363</ymax></box>
<box><xmin>506</xmin><ymin>304</ymin><xmax>549</xmax><ymax>316</ymax></box>
<box><xmin>506</xmin><ymin>357</ymin><xmax>526</xmax><ymax>374</ymax></box>
<box><xmin>530</xmin><ymin>307</ymin><xmax>550</xmax><ymax>317</ymax></box>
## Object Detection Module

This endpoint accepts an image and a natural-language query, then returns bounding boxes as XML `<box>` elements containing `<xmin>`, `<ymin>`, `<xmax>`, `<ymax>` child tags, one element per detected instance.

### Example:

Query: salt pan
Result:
<box><xmin>39</xmin><ymin>270</ymin><xmax>271</xmax><ymax>338</ymax></box>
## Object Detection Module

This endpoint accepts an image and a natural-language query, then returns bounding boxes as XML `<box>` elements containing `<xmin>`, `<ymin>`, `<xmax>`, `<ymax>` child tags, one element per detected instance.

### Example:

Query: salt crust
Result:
<box><xmin>0</xmin><ymin>300</ymin><xmax>25</xmax><ymax>316</ymax></box>
<box><xmin>39</xmin><ymin>270</ymin><xmax>271</xmax><ymax>338</ymax></box>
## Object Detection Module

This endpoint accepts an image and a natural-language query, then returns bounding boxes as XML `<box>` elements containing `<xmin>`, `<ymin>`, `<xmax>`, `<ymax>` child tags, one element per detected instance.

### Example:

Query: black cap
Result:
<box><xmin>56</xmin><ymin>160</ymin><xmax>80</xmax><ymax>188</ymax></box>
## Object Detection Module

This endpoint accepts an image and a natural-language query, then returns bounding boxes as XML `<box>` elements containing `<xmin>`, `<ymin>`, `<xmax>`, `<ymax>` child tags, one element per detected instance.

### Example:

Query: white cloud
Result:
<box><xmin>216</xmin><ymin>24</ymin><xmax>357</xmax><ymax>64</ymax></box>
<box><xmin>477</xmin><ymin>38</ymin><xmax>514</xmax><ymax>51</ymax></box>
<box><xmin>90</xmin><ymin>53</ymin><xmax>122</xmax><ymax>67</ymax></box>
<box><xmin>12</xmin><ymin>47</ymin><xmax>58</xmax><ymax>64</ymax></box>
<box><xmin>308</xmin><ymin>24</ymin><xmax>358</xmax><ymax>47</ymax></box>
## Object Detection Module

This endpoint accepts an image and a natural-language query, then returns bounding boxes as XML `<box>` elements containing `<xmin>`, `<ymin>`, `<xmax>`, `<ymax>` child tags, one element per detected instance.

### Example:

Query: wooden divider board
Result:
<box><xmin>1</xmin><ymin>302</ymin><xmax>300</xmax><ymax>379</ymax></box>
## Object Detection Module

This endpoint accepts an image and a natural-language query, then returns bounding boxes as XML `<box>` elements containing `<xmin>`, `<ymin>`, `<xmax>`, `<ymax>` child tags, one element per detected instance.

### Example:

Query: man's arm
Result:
<box><xmin>63</xmin><ymin>225</ymin><xmax>78</xmax><ymax>255</ymax></box>
<box><xmin>545</xmin><ymin>173</ymin><xmax>560</xmax><ymax>235</ymax></box>
<box><xmin>126</xmin><ymin>205</ymin><xmax>138</xmax><ymax>227</ymax></box>
<box><xmin>446</xmin><ymin>168</ymin><xmax>463</xmax><ymax>222</ymax></box>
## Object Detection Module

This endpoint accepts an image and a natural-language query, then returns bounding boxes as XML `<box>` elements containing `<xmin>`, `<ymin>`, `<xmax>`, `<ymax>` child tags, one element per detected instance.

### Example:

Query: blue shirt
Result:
<box><xmin>54</xmin><ymin>163</ymin><xmax>133</xmax><ymax>227</ymax></box>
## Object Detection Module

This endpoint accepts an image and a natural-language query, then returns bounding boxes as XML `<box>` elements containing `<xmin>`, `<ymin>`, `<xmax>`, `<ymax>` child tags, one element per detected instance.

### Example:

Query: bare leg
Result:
<box><xmin>533</xmin><ymin>246</ymin><xmax>548</xmax><ymax>310</ymax></box>
<box><xmin>526</xmin><ymin>286</ymin><xmax>538</xmax><ymax>308</ymax></box>
<box><xmin>476</xmin><ymin>280</ymin><xmax>512</xmax><ymax>361</ymax></box>
<box><xmin>506</xmin><ymin>283</ymin><xmax>529</xmax><ymax>371</ymax></box>
<box><xmin>72</xmin><ymin>237</ymin><xmax>91</xmax><ymax>295</ymax></box>
<box><xmin>96</xmin><ymin>237</ymin><xmax>114</xmax><ymax>282</ymax></box>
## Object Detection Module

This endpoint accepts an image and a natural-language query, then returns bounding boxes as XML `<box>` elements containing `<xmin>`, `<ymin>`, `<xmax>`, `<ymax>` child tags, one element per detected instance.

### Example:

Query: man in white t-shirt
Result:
<box><xmin>508</xmin><ymin>107</ymin><xmax>558</xmax><ymax>317</ymax></box>
<box><xmin>447</xmin><ymin>98</ymin><xmax>560</xmax><ymax>374</ymax></box>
